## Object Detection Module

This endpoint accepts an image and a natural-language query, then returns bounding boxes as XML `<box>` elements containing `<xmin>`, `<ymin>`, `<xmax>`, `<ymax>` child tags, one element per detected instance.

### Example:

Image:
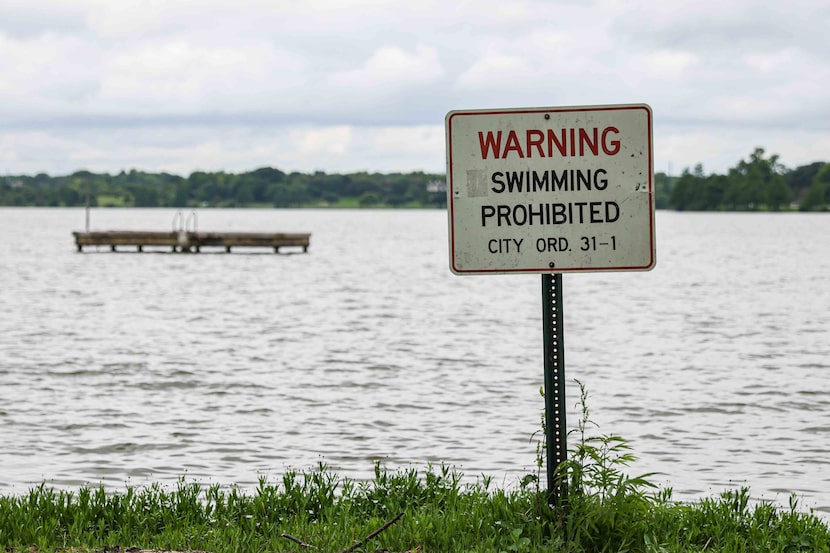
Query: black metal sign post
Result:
<box><xmin>542</xmin><ymin>273</ymin><xmax>567</xmax><ymax>504</ymax></box>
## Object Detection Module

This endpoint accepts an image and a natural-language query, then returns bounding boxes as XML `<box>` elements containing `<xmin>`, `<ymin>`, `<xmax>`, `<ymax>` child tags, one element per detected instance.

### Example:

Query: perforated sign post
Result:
<box><xmin>445</xmin><ymin>103</ymin><xmax>655</xmax><ymax>503</ymax></box>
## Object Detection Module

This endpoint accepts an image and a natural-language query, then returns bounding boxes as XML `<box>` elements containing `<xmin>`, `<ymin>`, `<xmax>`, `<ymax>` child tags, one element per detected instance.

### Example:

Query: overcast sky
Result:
<box><xmin>1</xmin><ymin>0</ymin><xmax>828</xmax><ymax>177</ymax></box>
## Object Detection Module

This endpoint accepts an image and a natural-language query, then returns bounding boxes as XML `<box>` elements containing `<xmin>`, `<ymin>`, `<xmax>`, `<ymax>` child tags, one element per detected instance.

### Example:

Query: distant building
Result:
<box><xmin>426</xmin><ymin>179</ymin><xmax>446</xmax><ymax>194</ymax></box>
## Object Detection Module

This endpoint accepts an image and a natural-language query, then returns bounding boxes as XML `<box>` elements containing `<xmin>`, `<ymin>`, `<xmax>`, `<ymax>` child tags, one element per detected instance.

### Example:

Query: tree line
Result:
<box><xmin>660</xmin><ymin>148</ymin><xmax>828</xmax><ymax>211</ymax></box>
<box><xmin>0</xmin><ymin>168</ymin><xmax>448</xmax><ymax>209</ymax></box>
<box><xmin>1</xmin><ymin>148</ymin><xmax>828</xmax><ymax>211</ymax></box>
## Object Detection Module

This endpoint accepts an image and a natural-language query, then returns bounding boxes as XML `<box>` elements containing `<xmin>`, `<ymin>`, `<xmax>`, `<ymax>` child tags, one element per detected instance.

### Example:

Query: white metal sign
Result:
<box><xmin>446</xmin><ymin>104</ymin><xmax>655</xmax><ymax>275</ymax></box>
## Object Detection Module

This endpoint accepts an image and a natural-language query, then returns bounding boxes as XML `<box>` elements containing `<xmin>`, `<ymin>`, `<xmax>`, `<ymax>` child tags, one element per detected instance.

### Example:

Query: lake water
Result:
<box><xmin>0</xmin><ymin>208</ymin><xmax>828</xmax><ymax>517</ymax></box>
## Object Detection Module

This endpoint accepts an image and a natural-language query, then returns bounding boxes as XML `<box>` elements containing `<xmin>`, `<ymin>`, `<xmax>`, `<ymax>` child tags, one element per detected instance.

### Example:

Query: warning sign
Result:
<box><xmin>445</xmin><ymin>104</ymin><xmax>656</xmax><ymax>275</ymax></box>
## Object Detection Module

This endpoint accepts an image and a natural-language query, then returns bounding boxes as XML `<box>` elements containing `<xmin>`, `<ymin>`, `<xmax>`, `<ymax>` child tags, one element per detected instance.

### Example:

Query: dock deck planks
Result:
<box><xmin>73</xmin><ymin>230</ymin><xmax>311</xmax><ymax>253</ymax></box>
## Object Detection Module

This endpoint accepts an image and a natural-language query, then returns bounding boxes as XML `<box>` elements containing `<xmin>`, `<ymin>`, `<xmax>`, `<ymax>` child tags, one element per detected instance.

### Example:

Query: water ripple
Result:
<box><xmin>0</xmin><ymin>208</ymin><xmax>828</xmax><ymax>516</ymax></box>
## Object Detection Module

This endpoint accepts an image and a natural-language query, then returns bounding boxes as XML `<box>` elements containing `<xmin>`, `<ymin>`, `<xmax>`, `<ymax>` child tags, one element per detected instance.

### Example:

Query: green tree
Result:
<box><xmin>654</xmin><ymin>172</ymin><xmax>676</xmax><ymax>209</ymax></box>
<box><xmin>765</xmin><ymin>173</ymin><xmax>792</xmax><ymax>211</ymax></box>
<box><xmin>172</xmin><ymin>181</ymin><xmax>191</xmax><ymax>207</ymax></box>
<box><xmin>271</xmin><ymin>179</ymin><xmax>310</xmax><ymax>207</ymax></box>
<box><xmin>801</xmin><ymin>163</ymin><xmax>830</xmax><ymax>211</ymax></box>
<box><xmin>728</xmin><ymin>147</ymin><xmax>791</xmax><ymax>210</ymax></box>
<box><xmin>701</xmin><ymin>174</ymin><xmax>728</xmax><ymax>210</ymax></box>
<box><xmin>358</xmin><ymin>192</ymin><xmax>381</xmax><ymax>207</ymax></box>
<box><xmin>131</xmin><ymin>185</ymin><xmax>160</xmax><ymax>207</ymax></box>
<box><xmin>785</xmin><ymin>161</ymin><xmax>824</xmax><ymax>202</ymax></box>
<box><xmin>668</xmin><ymin>168</ymin><xmax>697</xmax><ymax>210</ymax></box>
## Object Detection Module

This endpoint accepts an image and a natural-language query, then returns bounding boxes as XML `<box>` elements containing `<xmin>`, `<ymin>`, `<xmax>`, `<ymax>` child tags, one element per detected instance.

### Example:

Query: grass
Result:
<box><xmin>94</xmin><ymin>195</ymin><xmax>131</xmax><ymax>207</ymax></box>
<box><xmin>2</xmin><ymin>385</ymin><xmax>828</xmax><ymax>552</ymax></box>
<box><xmin>2</xmin><ymin>465</ymin><xmax>827</xmax><ymax>553</ymax></box>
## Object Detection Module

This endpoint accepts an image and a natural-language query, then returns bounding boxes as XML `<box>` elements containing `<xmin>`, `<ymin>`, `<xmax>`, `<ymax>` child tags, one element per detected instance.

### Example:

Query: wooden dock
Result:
<box><xmin>73</xmin><ymin>230</ymin><xmax>311</xmax><ymax>253</ymax></box>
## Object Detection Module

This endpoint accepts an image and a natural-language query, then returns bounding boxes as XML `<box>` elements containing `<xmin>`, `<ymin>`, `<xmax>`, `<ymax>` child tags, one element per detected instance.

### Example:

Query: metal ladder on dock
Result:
<box><xmin>172</xmin><ymin>210</ymin><xmax>198</xmax><ymax>252</ymax></box>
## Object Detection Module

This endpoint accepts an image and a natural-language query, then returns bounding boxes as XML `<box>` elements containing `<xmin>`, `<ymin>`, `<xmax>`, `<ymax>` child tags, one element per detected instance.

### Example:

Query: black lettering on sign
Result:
<box><xmin>488</xmin><ymin>238</ymin><xmax>524</xmax><ymax>254</ymax></box>
<box><xmin>491</xmin><ymin>168</ymin><xmax>609</xmax><ymax>194</ymax></box>
<box><xmin>480</xmin><ymin>202</ymin><xmax>621</xmax><ymax>227</ymax></box>
<box><xmin>536</xmin><ymin>237</ymin><xmax>570</xmax><ymax>252</ymax></box>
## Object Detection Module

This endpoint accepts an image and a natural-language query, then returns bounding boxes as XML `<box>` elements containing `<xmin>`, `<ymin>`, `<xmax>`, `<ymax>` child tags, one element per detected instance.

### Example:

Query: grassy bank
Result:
<box><xmin>3</xmin><ymin>387</ymin><xmax>828</xmax><ymax>552</ymax></box>
<box><xmin>1</xmin><ymin>462</ymin><xmax>828</xmax><ymax>553</ymax></box>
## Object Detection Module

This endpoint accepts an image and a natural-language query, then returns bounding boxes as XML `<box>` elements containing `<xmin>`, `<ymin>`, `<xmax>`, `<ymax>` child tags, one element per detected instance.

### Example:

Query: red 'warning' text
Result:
<box><xmin>478</xmin><ymin>126</ymin><xmax>621</xmax><ymax>159</ymax></box>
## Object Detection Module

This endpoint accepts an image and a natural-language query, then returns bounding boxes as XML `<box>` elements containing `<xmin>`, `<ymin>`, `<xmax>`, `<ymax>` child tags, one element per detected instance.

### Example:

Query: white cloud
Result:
<box><xmin>0</xmin><ymin>0</ymin><xmax>828</xmax><ymax>176</ymax></box>
<box><xmin>455</xmin><ymin>55</ymin><xmax>536</xmax><ymax>89</ymax></box>
<box><xmin>365</xmin><ymin>125</ymin><xmax>445</xmax><ymax>168</ymax></box>
<box><xmin>0</xmin><ymin>0</ymin><xmax>87</xmax><ymax>38</ymax></box>
<box><xmin>329</xmin><ymin>45</ymin><xmax>444</xmax><ymax>90</ymax></box>
<box><xmin>96</xmin><ymin>39</ymin><xmax>307</xmax><ymax>113</ymax></box>
<box><xmin>0</xmin><ymin>32</ymin><xmax>102</xmax><ymax>116</ymax></box>
<box><xmin>0</xmin><ymin>123</ymin><xmax>447</xmax><ymax>177</ymax></box>
<box><xmin>290</xmin><ymin>126</ymin><xmax>353</xmax><ymax>158</ymax></box>
<box><xmin>640</xmin><ymin>50</ymin><xmax>699</xmax><ymax>78</ymax></box>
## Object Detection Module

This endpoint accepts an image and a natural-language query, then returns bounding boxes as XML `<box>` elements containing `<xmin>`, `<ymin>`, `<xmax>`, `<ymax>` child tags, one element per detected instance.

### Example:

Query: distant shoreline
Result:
<box><xmin>2</xmin><ymin>150</ymin><xmax>828</xmax><ymax>211</ymax></box>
